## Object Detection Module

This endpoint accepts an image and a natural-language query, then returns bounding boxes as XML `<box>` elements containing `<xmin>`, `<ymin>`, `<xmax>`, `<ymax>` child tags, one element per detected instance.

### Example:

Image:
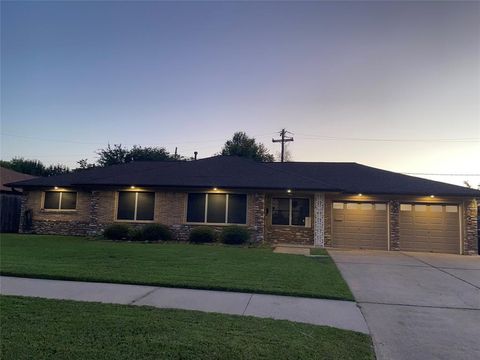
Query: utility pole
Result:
<box><xmin>272</xmin><ymin>128</ymin><xmax>294</xmax><ymax>162</ymax></box>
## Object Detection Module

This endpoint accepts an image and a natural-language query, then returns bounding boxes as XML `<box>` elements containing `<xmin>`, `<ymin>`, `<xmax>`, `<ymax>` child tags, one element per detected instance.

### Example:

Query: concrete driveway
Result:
<box><xmin>328</xmin><ymin>250</ymin><xmax>480</xmax><ymax>360</ymax></box>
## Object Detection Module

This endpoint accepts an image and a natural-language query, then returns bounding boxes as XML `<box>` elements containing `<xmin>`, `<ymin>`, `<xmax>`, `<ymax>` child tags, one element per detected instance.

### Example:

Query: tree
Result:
<box><xmin>0</xmin><ymin>157</ymin><xmax>70</xmax><ymax>176</ymax></box>
<box><xmin>45</xmin><ymin>164</ymin><xmax>71</xmax><ymax>176</ymax></box>
<box><xmin>95</xmin><ymin>144</ymin><xmax>177</xmax><ymax>167</ymax></box>
<box><xmin>221</xmin><ymin>132</ymin><xmax>274</xmax><ymax>162</ymax></box>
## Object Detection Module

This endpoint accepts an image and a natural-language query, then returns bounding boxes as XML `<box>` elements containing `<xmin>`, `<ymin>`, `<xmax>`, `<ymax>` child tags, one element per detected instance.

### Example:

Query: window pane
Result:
<box><xmin>207</xmin><ymin>194</ymin><xmax>226</xmax><ymax>223</ymax></box>
<box><xmin>44</xmin><ymin>192</ymin><xmax>60</xmax><ymax>209</ymax></box>
<box><xmin>400</xmin><ymin>204</ymin><xmax>412</xmax><ymax>211</ymax></box>
<box><xmin>60</xmin><ymin>192</ymin><xmax>77</xmax><ymax>209</ymax></box>
<box><xmin>272</xmin><ymin>198</ymin><xmax>290</xmax><ymax>225</ymax></box>
<box><xmin>291</xmin><ymin>198</ymin><xmax>310</xmax><ymax>226</ymax></box>
<box><xmin>360</xmin><ymin>203</ymin><xmax>373</xmax><ymax>210</ymax></box>
<box><xmin>187</xmin><ymin>193</ymin><xmax>206</xmax><ymax>222</ymax></box>
<box><xmin>117</xmin><ymin>192</ymin><xmax>136</xmax><ymax>220</ymax></box>
<box><xmin>446</xmin><ymin>205</ymin><xmax>458</xmax><ymax>213</ymax></box>
<box><xmin>375</xmin><ymin>203</ymin><xmax>386</xmax><ymax>211</ymax></box>
<box><xmin>333</xmin><ymin>202</ymin><xmax>344</xmax><ymax>209</ymax></box>
<box><xmin>136</xmin><ymin>192</ymin><xmax>155</xmax><ymax>221</ymax></box>
<box><xmin>228</xmin><ymin>194</ymin><xmax>247</xmax><ymax>224</ymax></box>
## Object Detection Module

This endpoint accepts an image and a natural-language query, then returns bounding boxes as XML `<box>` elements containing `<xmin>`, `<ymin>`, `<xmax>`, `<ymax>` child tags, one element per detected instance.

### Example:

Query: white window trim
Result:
<box><xmin>115</xmin><ymin>191</ymin><xmax>155</xmax><ymax>223</ymax></box>
<box><xmin>271</xmin><ymin>197</ymin><xmax>311</xmax><ymax>227</ymax></box>
<box><xmin>41</xmin><ymin>191</ymin><xmax>77</xmax><ymax>212</ymax></box>
<box><xmin>186</xmin><ymin>193</ymin><xmax>248</xmax><ymax>225</ymax></box>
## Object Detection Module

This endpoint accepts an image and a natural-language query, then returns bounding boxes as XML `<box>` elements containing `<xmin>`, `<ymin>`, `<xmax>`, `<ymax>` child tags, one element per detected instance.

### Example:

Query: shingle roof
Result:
<box><xmin>6</xmin><ymin>156</ymin><xmax>480</xmax><ymax>197</ymax></box>
<box><xmin>0</xmin><ymin>167</ymin><xmax>37</xmax><ymax>193</ymax></box>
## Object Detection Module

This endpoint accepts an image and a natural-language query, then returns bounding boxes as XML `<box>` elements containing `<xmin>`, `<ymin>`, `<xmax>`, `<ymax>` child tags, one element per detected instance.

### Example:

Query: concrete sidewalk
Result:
<box><xmin>0</xmin><ymin>276</ymin><xmax>368</xmax><ymax>334</ymax></box>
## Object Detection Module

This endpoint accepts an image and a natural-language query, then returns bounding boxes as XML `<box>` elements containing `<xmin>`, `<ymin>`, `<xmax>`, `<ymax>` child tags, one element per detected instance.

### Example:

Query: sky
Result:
<box><xmin>1</xmin><ymin>1</ymin><xmax>479</xmax><ymax>187</ymax></box>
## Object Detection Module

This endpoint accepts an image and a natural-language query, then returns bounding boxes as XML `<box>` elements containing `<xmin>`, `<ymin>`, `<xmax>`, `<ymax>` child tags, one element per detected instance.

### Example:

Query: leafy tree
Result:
<box><xmin>96</xmin><ymin>144</ymin><xmax>130</xmax><ymax>167</ymax></box>
<box><xmin>76</xmin><ymin>159</ymin><xmax>96</xmax><ymax>170</ymax></box>
<box><xmin>0</xmin><ymin>157</ymin><xmax>70</xmax><ymax>176</ymax></box>
<box><xmin>221</xmin><ymin>132</ymin><xmax>274</xmax><ymax>162</ymax></box>
<box><xmin>95</xmin><ymin>144</ymin><xmax>177</xmax><ymax>167</ymax></box>
<box><xmin>45</xmin><ymin>164</ymin><xmax>71</xmax><ymax>176</ymax></box>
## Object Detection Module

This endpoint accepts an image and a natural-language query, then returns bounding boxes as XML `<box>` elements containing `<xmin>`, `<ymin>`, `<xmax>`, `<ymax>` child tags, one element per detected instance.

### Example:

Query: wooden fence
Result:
<box><xmin>0</xmin><ymin>193</ymin><xmax>22</xmax><ymax>233</ymax></box>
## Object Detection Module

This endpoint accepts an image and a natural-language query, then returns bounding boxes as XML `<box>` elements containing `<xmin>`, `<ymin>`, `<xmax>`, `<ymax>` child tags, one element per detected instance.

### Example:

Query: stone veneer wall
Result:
<box><xmin>313</xmin><ymin>193</ymin><xmax>325</xmax><ymax>247</ymax></box>
<box><xmin>324</xmin><ymin>199</ymin><xmax>332</xmax><ymax>247</ymax></box>
<box><xmin>388</xmin><ymin>200</ymin><xmax>400</xmax><ymax>251</ymax></box>
<box><xmin>463</xmin><ymin>199</ymin><xmax>478</xmax><ymax>255</ymax></box>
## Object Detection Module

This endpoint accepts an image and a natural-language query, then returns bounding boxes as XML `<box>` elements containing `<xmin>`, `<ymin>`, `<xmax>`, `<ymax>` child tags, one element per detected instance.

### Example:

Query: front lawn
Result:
<box><xmin>0</xmin><ymin>234</ymin><xmax>353</xmax><ymax>300</ymax></box>
<box><xmin>0</xmin><ymin>296</ymin><xmax>374</xmax><ymax>360</ymax></box>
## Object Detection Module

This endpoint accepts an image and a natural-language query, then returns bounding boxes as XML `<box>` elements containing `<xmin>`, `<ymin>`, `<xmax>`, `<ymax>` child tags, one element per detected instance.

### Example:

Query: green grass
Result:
<box><xmin>310</xmin><ymin>248</ymin><xmax>328</xmax><ymax>256</ymax></box>
<box><xmin>0</xmin><ymin>296</ymin><xmax>374</xmax><ymax>360</ymax></box>
<box><xmin>0</xmin><ymin>234</ymin><xmax>353</xmax><ymax>300</ymax></box>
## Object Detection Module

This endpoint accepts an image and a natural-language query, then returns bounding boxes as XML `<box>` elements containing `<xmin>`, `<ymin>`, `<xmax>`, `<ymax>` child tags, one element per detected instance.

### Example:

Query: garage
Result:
<box><xmin>399</xmin><ymin>203</ymin><xmax>460</xmax><ymax>254</ymax></box>
<box><xmin>332</xmin><ymin>202</ymin><xmax>388</xmax><ymax>250</ymax></box>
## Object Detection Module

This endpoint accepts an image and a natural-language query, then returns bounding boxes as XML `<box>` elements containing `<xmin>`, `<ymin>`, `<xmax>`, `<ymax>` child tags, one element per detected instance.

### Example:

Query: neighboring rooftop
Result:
<box><xmin>6</xmin><ymin>156</ymin><xmax>480</xmax><ymax>197</ymax></box>
<box><xmin>0</xmin><ymin>167</ymin><xmax>37</xmax><ymax>193</ymax></box>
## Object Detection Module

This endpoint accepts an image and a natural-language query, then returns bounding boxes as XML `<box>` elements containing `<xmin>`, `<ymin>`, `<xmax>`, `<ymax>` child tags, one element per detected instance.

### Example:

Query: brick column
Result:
<box><xmin>463</xmin><ymin>199</ymin><xmax>478</xmax><ymax>255</ymax></box>
<box><xmin>252</xmin><ymin>193</ymin><xmax>265</xmax><ymax>243</ymax></box>
<box><xmin>389</xmin><ymin>200</ymin><xmax>400</xmax><ymax>250</ymax></box>
<box><xmin>87</xmin><ymin>190</ymin><xmax>100</xmax><ymax>236</ymax></box>
<box><xmin>313</xmin><ymin>193</ymin><xmax>325</xmax><ymax>247</ymax></box>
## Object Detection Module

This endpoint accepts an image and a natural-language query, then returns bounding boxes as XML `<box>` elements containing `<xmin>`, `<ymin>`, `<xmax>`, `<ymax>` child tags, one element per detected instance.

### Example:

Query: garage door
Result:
<box><xmin>332</xmin><ymin>202</ymin><xmax>388</xmax><ymax>250</ymax></box>
<box><xmin>399</xmin><ymin>204</ymin><xmax>460</xmax><ymax>254</ymax></box>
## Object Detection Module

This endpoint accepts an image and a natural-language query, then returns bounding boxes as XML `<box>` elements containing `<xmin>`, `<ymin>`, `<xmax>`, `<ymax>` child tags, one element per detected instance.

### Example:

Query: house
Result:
<box><xmin>7</xmin><ymin>156</ymin><xmax>479</xmax><ymax>254</ymax></box>
<box><xmin>0</xmin><ymin>167</ymin><xmax>37</xmax><ymax>233</ymax></box>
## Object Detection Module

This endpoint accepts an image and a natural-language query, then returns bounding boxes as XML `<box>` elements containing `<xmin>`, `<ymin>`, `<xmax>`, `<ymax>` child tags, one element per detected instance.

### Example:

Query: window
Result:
<box><xmin>346</xmin><ymin>203</ymin><xmax>358</xmax><ymax>210</ymax></box>
<box><xmin>430</xmin><ymin>205</ymin><xmax>443</xmax><ymax>212</ymax></box>
<box><xmin>360</xmin><ymin>203</ymin><xmax>373</xmax><ymax>210</ymax></box>
<box><xmin>272</xmin><ymin>198</ymin><xmax>310</xmax><ymax>226</ymax></box>
<box><xmin>43</xmin><ymin>191</ymin><xmax>77</xmax><ymax>210</ymax></box>
<box><xmin>400</xmin><ymin>204</ymin><xmax>412</xmax><ymax>211</ymax></box>
<box><xmin>186</xmin><ymin>193</ymin><xmax>247</xmax><ymax>224</ymax></box>
<box><xmin>333</xmin><ymin>202</ymin><xmax>344</xmax><ymax>210</ymax></box>
<box><xmin>117</xmin><ymin>192</ymin><xmax>155</xmax><ymax>221</ymax></box>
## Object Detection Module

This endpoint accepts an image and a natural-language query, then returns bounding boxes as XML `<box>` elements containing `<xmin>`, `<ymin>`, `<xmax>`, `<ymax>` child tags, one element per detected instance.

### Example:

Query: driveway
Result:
<box><xmin>328</xmin><ymin>250</ymin><xmax>480</xmax><ymax>360</ymax></box>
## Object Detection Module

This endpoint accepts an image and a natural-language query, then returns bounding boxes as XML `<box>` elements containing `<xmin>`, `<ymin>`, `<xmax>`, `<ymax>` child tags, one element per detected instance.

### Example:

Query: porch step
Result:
<box><xmin>273</xmin><ymin>245</ymin><xmax>311</xmax><ymax>256</ymax></box>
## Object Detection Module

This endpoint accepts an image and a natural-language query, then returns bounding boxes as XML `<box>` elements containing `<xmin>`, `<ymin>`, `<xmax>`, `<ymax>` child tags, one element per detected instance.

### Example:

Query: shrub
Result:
<box><xmin>103</xmin><ymin>224</ymin><xmax>131</xmax><ymax>240</ymax></box>
<box><xmin>189</xmin><ymin>227</ymin><xmax>216</xmax><ymax>244</ymax></box>
<box><xmin>128</xmin><ymin>227</ymin><xmax>144</xmax><ymax>242</ymax></box>
<box><xmin>220</xmin><ymin>226</ymin><xmax>250</xmax><ymax>245</ymax></box>
<box><xmin>141</xmin><ymin>224</ymin><xmax>172</xmax><ymax>241</ymax></box>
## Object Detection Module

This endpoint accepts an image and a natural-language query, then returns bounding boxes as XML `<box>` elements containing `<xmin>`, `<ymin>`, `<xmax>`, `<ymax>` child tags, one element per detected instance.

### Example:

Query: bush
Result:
<box><xmin>141</xmin><ymin>224</ymin><xmax>172</xmax><ymax>241</ymax></box>
<box><xmin>103</xmin><ymin>224</ymin><xmax>131</xmax><ymax>240</ymax></box>
<box><xmin>220</xmin><ymin>226</ymin><xmax>250</xmax><ymax>245</ymax></box>
<box><xmin>128</xmin><ymin>227</ymin><xmax>144</xmax><ymax>242</ymax></box>
<box><xmin>189</xmin><ymin>227</ymin><xmax>216</xmax><ymax>244</ymax></box>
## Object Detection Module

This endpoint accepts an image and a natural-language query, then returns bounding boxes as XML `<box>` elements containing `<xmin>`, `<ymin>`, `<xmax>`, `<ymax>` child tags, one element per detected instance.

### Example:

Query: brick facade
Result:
<box><xmin>19</xmin><ymin>189</ymin><xmax>479</xmax><ymax>254</ymax></box>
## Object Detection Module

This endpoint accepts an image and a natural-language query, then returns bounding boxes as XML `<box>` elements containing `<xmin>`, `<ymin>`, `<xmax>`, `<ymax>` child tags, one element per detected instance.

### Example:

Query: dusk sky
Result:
<box><xmin>1</xmin><ymin>1</ymin><xmax>479</xmax><ymax>187</ymax></box>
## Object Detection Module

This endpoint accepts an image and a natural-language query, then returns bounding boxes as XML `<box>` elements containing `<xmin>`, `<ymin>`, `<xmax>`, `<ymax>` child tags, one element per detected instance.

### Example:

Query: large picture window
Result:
<box><xmin>272</xmin><ymin>197</ymin><xmax>310</xmax><ymax>226</ymax></box>
<box><xmin>186</xmin><ymin>193</ymin><xmax>247</xmax><ymax>224</ymax></box>
<box><xmin>117</xmin><ymin>191</ymin><xmax>155</xmax><ymax>221</ymax></box>
<box><xmin>43</xmin><ymin>191</ymin><xmax>77</xmax><ymax>210</ymax></box>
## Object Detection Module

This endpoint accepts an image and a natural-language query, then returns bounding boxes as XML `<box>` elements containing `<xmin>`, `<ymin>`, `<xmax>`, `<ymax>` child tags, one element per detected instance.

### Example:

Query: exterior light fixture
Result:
<box><xmin>287</xmin><ymin>189</ymin><xmax>292</xmax><ymax>193</ymax></box>
<box><xmin>130</xmin><ymin>186</ymin><xmax>135</xmax><ymax>189</ymax></box>
<box><xmin>430</xmin><ymin>195</ymin><xmax>435</xmax><ymax>198</ymax></box>
<box><xmin>358</xmin><ymin>193</ymin><xmax>363</xmax><ymax>197</ymax></box>
<box><xmin>213</xmin><ymin>187</ymin><xmax>218</xmax><ymax>191</ymax></box>
<box><xmin>54</xmin><ymin>186</ymin><xmax>59</xmax><ymax>190</ymax></box>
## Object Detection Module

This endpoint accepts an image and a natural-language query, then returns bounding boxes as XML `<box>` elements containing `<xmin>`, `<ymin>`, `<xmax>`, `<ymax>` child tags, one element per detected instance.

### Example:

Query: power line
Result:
<box><xmin>295</xmin><ymin>134</ymin><xmax>479</xmax><ymax>143</ymax></box>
